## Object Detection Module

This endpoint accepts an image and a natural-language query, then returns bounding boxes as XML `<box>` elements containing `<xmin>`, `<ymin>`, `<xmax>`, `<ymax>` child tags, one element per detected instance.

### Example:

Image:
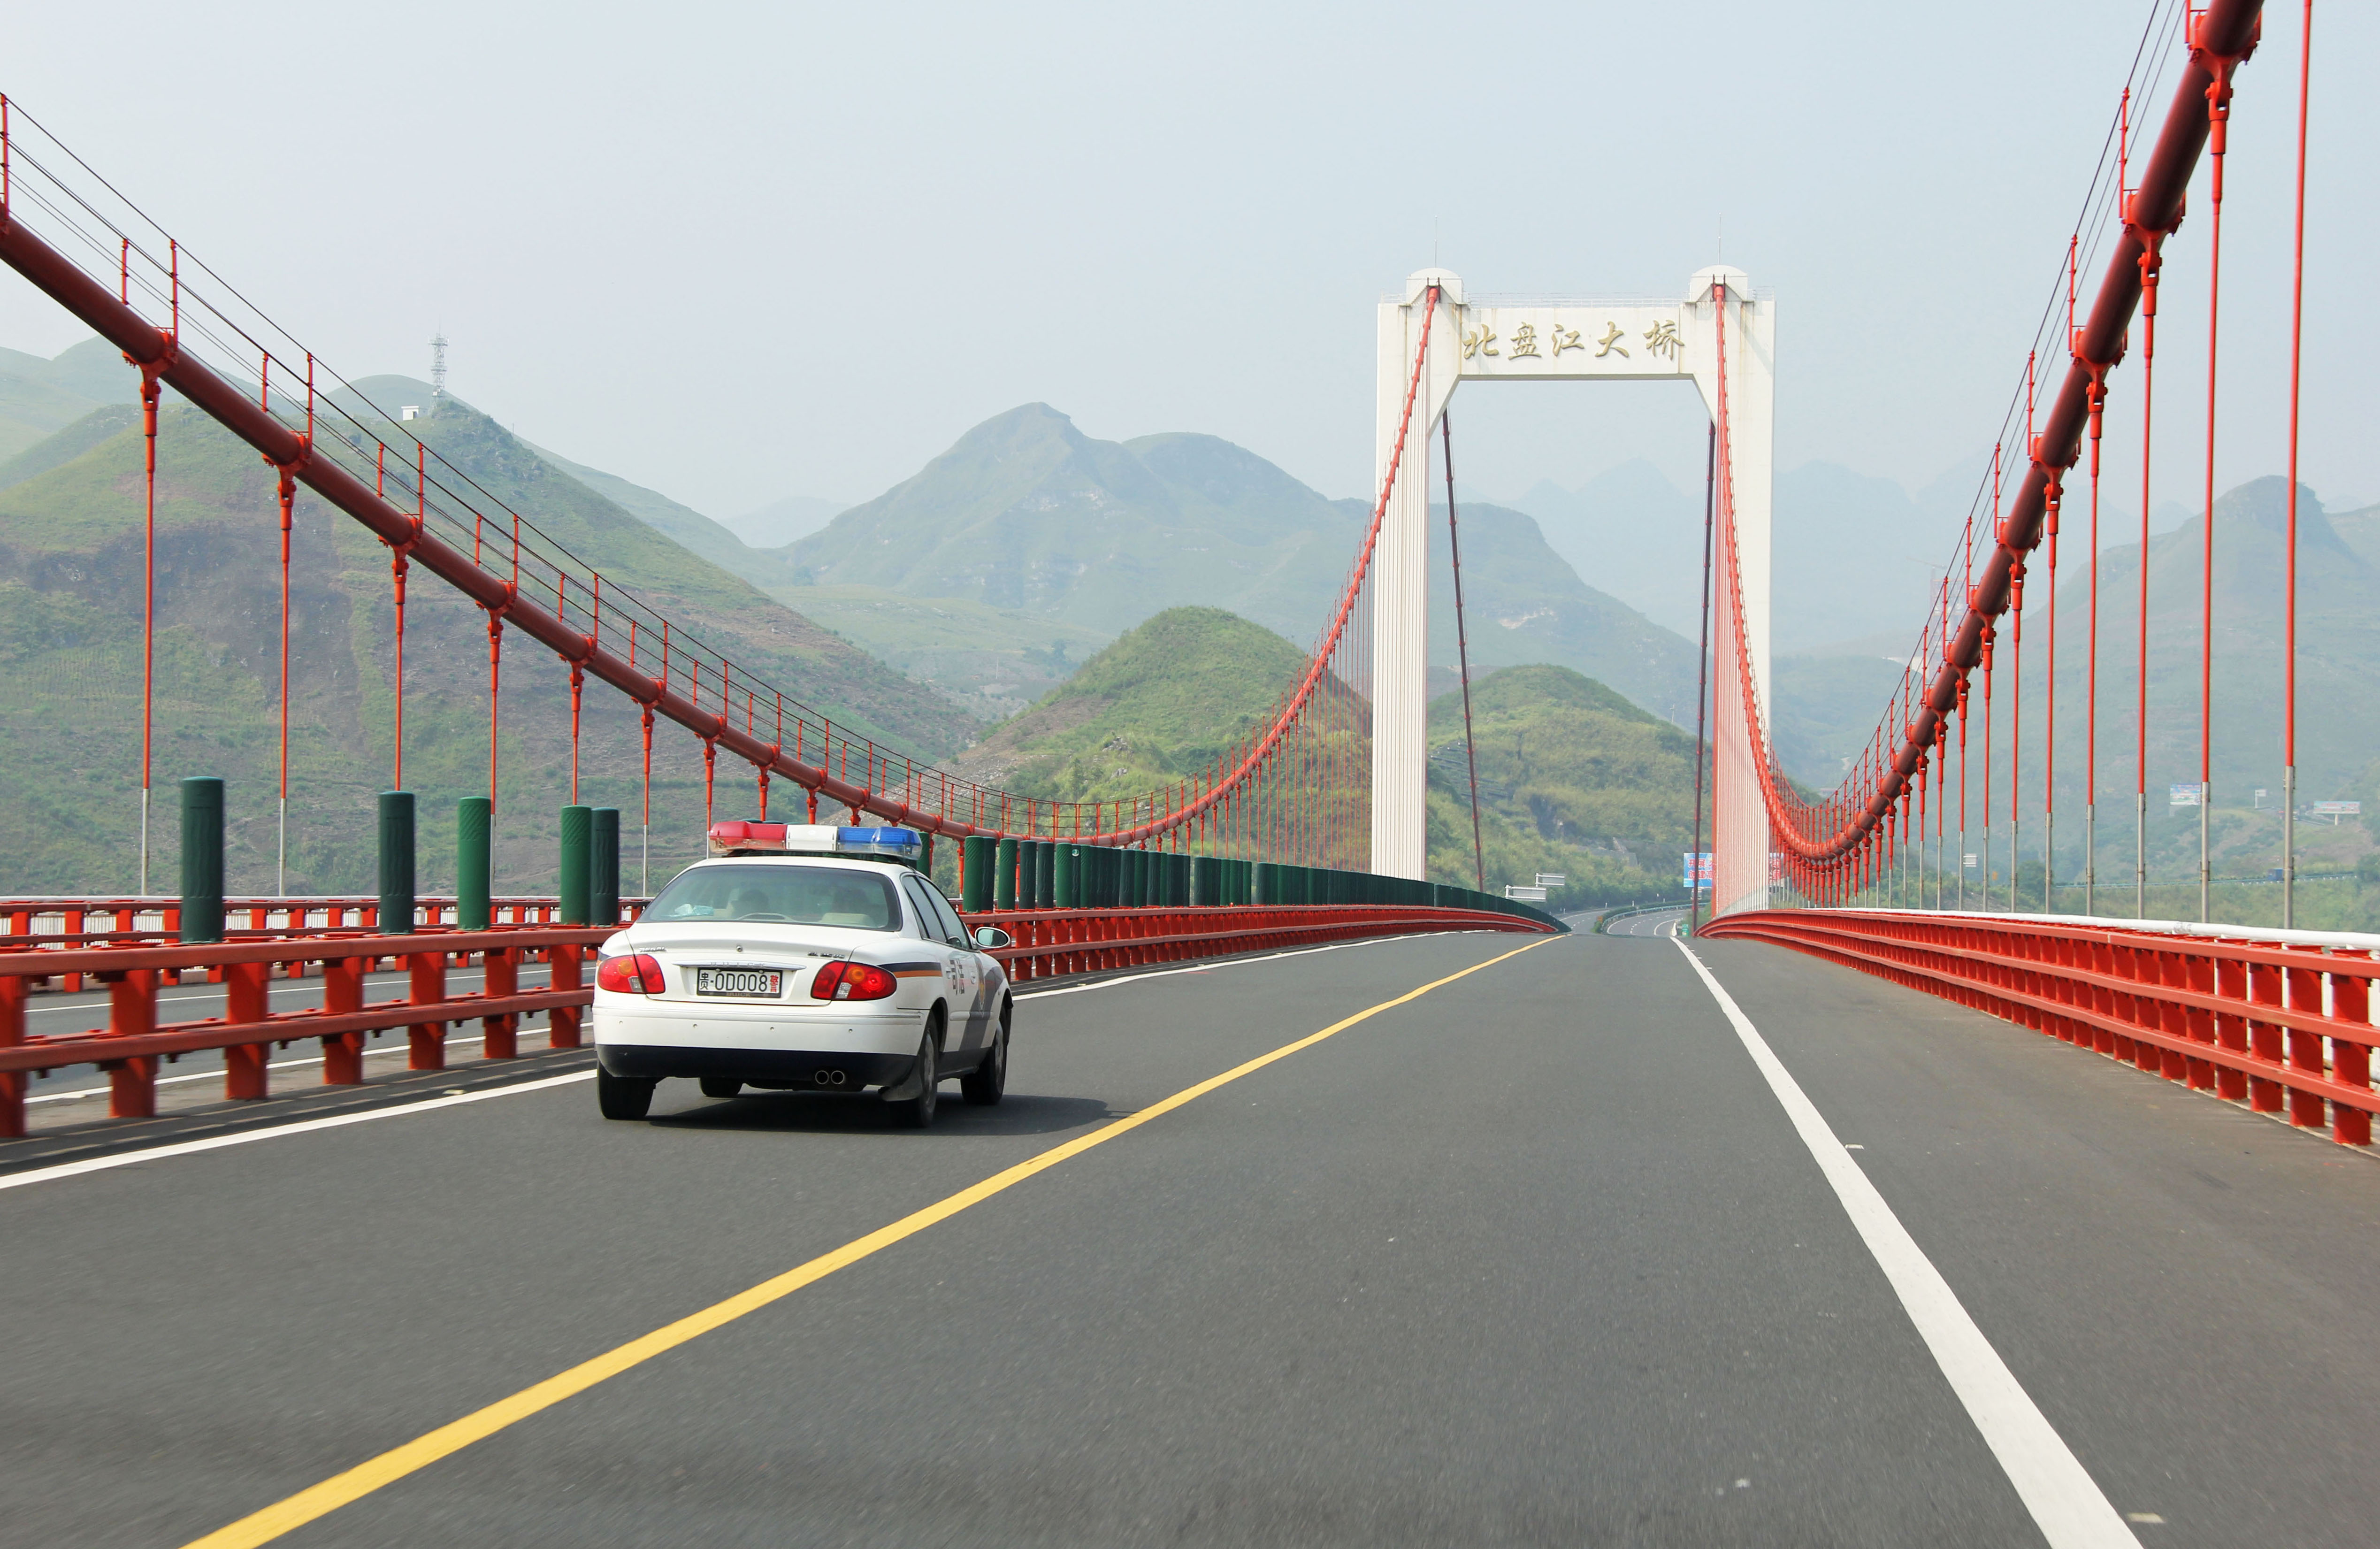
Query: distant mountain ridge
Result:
<box><xmin>779</xmin><ymin>403</ymin><xmax>1702</xmax><ymax>724</ymax></box>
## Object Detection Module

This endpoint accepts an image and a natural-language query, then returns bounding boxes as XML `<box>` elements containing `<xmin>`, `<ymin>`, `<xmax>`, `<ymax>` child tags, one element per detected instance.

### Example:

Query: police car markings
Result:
<box><xmin>175</xmin><ymin>934</ymin><xmax>1558</xmax><ymax>1549</ymax></box>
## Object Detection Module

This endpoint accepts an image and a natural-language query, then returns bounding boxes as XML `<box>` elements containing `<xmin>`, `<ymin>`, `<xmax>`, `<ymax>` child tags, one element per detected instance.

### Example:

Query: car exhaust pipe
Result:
<box><xmin>815</xmin><ymin>1068</ymin><xmax>847</xmax><ymax>1087</ymax></box>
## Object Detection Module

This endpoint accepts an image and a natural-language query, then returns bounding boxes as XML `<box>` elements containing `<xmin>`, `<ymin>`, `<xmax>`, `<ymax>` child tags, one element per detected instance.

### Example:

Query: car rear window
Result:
<box><xmin>646</xmin><ymin>864</ymin><xmax>898</xmax><ymax>931</ymax></box>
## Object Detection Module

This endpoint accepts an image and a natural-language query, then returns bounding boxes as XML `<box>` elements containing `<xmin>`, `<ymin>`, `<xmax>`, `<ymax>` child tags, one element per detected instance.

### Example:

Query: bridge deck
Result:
<box><xmin>4</xmin><ymin>928</ymin><xmax>2372</xmax><ymax>1546</ymax></box>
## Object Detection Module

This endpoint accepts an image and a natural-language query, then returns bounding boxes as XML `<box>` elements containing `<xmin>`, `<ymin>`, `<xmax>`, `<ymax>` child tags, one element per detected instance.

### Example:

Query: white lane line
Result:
<box><xmin>0</xmin><ymin>1072</ymin><xmax>596</xmax><ymax>1194</ymax></box>
<box><xmin>1016</xmin><ymin>929</ymin><xmax>1514</xmax><ymax>1000</ymax></box>
<box><xmin>1671</xmin><ymin>937</ymin><xmax>2138</xmax><ymax>1549</ymax></box>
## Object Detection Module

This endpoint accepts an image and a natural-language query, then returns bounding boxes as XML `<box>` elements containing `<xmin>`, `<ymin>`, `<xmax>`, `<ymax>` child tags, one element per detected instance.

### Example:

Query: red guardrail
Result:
<box><xmin>964</xmin><ymin>903</ymin><xmax>1553</xmax><ymax>983</ymax></box>
<box><xmin>0</xmin><ymin>928</ymin><xmax>609</xmax><ymax>1136</ymax></box>
<box><xmin>0</xmin><ymin>902</ymin><xmax>1552</xmax><ymax>1139</ymax></box>
<box><xmin>1702</xmin><ymin>910</ymin><xmax>2377</xmax><ymax>1148</ymax></box>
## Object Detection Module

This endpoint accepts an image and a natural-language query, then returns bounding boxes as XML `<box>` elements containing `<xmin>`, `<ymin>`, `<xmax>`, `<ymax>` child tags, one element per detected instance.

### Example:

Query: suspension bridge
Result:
<box><xmin>5</xmin><ymin>2</ymin><xmax>2375</xmax><ymax>1544</ymax></box>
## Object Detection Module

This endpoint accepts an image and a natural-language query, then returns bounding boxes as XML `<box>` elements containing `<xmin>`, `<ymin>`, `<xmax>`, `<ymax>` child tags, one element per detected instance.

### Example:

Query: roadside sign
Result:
<box><xmin>1535</xmin><ymin>873</ymin><xmax>1567</xmax><ymax>889</ymax></box>
<box><xmin>1962</xmin><ymin>853</ymin><xmax>1979</xmax><ymax>868</ymax></box>
<box><xmin>1682</xmin><ymin>852</ymin><xmax>1712</xmax><ymax>888</ymax></box>
<box><xmin>2313</xmin><ymin>800</ymin><xmax>2362</xmax><ymax>824</ymax></box>
<box><xmin>2170</xmin><ymin>783</ymin><xmax>2204</xmax><ymax>807</ymax></box>
<box><xmin>1504</xmin><ymin>885</ymin><xmax>1548</xmax><ymax>901</ymax></box>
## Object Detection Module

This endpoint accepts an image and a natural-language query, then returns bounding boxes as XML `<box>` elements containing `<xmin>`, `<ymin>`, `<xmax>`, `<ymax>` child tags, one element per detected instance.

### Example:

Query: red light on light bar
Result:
<box><xmin>808</xmin><ymin>961</ymin><xmax>896</xmax><ymax>1001</ymax></box>
<box><xmin>708</xmin><ymin>821</ymin><xmax>789</xmax><ymax>850</ymax></box>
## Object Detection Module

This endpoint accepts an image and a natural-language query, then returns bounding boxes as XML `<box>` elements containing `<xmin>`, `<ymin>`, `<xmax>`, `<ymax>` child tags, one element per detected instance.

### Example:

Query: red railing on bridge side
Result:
<box><xmin>0</xmin><ymin>904</ymin><xmax>1553</xmax><ymax>1137</ymax></box>
<box><xmin>0</xmin><ymin>927</ymin><xmax>607</xmax><ymax>1135</ymax></box>
<box><xmin>1702</xmin><ymin>909</ymin><xmax>2376</xmax><ymax>1148</ymax></box>
<box><xmin>966</xmin><ymin>903</ymin><xmax>1551</xmax><ymax>984</ymax></box>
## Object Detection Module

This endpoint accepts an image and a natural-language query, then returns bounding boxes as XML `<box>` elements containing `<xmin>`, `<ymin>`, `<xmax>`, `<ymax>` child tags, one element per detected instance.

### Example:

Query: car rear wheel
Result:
<box><xmin>699</xmin><ymin>1076</ymin><xmax>742</xmax><ymax>1099</ymax></box>
<box><xmin>890</xmin><ymin>1025</ymin><xmax>939</xmax><ymax>1128</ymax></box>
<box><xmin>597</xmin><ymin>1068</ymin><xmax>657</xmax><ymax>1120</ymax></box>
<box><xmin>960</xmin><ymin>1009</ymin><xmax>1008</xmax><ymax>1106</ymax></box>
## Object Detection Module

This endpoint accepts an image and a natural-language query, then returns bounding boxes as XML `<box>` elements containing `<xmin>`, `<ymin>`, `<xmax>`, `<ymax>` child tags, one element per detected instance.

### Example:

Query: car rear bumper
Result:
<box><xmin>597</xmin><ymin>1043</ymin><xmax>916</xmax><ymax>1089</ymax></box>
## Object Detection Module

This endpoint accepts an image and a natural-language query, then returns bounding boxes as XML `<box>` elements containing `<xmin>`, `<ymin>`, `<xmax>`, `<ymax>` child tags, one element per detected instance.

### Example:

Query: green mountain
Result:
<box><xmin>0</xmin><ymin>338</ymin><xmax>138</xmax><ymax>463</ymax></box>
<box><xmin>945</xmin><ymin>606</ymin><xmax>1315</xmax><ymax>805</ymax></box>
<box><xmin>947</xmin><ymin>607</ymin><xmax>1695</xmax><ymax>902</ymax></box>
<box><xmin>0</xmin><ymin>394</ymin><xmax>979</xmax><ymax>896</ymax></box>
<box><xmin>776</xmin><ymin>403</ymin><xmax>1701</xmax><ymax>723</ymax></box>
<box><xmin>1424</xmin><ymin>664</ymin><xmax>1697</xmax><ymax>902</ymax></box>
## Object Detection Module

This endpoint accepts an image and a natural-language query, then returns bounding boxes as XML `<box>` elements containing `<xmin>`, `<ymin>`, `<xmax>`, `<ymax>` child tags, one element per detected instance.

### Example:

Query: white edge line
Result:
<box><xmin>1670</xmin><ymin>936</ymin><xmax>2139</xmax><ymax>1549</ymax></box>
<box><xmin>0</xmin><ymin>1072</ymin><xmax>596</xmax><ymax>1194</ymax></box>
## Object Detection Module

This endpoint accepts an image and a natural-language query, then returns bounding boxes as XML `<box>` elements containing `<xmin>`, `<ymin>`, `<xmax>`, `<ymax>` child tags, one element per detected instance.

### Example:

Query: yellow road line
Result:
<box><xmin>182</xmin><ymin>934</ymin><xmax>1554</xmax><ymax>1549</ymax></box>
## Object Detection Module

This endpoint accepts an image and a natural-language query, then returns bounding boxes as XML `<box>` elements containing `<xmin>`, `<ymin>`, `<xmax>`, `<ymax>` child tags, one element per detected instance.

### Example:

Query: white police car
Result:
<box><xmin>592</xmin><ymin>822</ymin><xmax>1013</xmax><ymax>1127</ymax></box>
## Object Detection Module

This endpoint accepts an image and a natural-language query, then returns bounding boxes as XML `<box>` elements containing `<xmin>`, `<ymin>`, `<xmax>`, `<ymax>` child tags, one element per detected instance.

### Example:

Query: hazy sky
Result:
<box><xmin>2</xmin><ymin>1</ymin><xmax>2369</xmax><ymax>529</ymax></box>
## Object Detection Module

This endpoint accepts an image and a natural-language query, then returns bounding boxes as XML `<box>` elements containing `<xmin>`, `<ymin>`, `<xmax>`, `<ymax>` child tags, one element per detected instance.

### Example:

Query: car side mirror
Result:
<box><xmin>972</xmin><ymin>926</ymin><xmax>1013</xmax><ymax>950</ymax></box>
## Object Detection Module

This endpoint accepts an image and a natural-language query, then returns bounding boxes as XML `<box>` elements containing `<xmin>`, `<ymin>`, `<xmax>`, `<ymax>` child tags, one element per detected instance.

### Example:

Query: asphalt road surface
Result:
<box><xmin>5</xmin><ymin>927</ymin><xmax>2374</xmax><ymax>1548</ymax></box>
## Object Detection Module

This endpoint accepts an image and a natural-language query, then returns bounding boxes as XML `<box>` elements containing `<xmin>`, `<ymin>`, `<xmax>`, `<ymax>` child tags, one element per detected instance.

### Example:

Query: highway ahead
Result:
<box><xmin>6</xmin><ymin>928</ymin><xmax>2375</xmax><ymax>1548</ymax></box>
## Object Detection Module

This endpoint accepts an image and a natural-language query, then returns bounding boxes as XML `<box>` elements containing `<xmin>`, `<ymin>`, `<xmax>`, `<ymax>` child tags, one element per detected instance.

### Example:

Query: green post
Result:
<box><xmin>592</xmin><ymin>808</ymin><xmax>620</xmax><ymax>926</ymax></box>
<box><xmin>178</xmin><ymin>776</ymin><xmax>224</xmax><ymax>944</ymax></box>
<box><xmin>559</xmin><ymin>804</ymin><xmax>592</xmax><ymax>926</ymax></box>
<box><xmin>378</xmin><ymin>790</ymin><xmax>416</xmax><ymax>936</ymax></box>
<box><xmin>995</xmin><ymin>837</ymin><xmax>1018</xmax><ymax>910</ymax></box>
<box><xmin>457</xmin><ymin>797</ymin><xmax>492</xmax><ymax>929</ymax></box>
<box><xmin>1055</xmin><ymin>843</ymin><xmax>1079</xmax><ymax>907</ymax></box>
<box><xmin>963</xmin><ymin>836</ymin><xmax>995</xmax><ymax>912</ymax></box>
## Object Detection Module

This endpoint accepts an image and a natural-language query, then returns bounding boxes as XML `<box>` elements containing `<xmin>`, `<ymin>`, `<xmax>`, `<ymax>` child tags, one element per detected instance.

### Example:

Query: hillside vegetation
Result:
<box><xmin>953</xmin><ymin>607</ymin><xmax>1695</xmax><ymax>902</ymax></box>
<box><xmin>0</xmin><ymin>395</ymin><xmax>978</xmax><ymax>895</ymax></box>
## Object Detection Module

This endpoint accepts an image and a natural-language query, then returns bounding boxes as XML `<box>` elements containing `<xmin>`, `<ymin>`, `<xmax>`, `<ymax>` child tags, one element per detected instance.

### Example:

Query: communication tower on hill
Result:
<box><xmin>429</xmin><ymin>331</ymin><xmax>448</xmax><ymax>398</ymax></box>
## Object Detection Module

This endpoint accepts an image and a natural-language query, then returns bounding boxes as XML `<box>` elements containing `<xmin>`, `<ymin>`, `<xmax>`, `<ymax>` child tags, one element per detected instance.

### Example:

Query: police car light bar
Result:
<box><xmin>707</xmin><ymin>821</ymin><xmax>925</xmax><ymax>866</ymax></box>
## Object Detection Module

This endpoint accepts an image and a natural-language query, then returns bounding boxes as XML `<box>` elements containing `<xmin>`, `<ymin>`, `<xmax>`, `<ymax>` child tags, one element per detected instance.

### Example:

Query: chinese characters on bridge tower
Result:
<box><xmin>1461</xmin><ymin>315</ymin><xmax>1685</xmax><ymax>364</ymax></box>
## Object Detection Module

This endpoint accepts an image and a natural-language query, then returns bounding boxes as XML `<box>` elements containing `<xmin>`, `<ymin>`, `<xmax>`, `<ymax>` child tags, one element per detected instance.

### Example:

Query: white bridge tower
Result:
<box><xmin>1369</xmin><ymin>268</ymin><xmax>1775</xmax><ymax>914</ymax></box>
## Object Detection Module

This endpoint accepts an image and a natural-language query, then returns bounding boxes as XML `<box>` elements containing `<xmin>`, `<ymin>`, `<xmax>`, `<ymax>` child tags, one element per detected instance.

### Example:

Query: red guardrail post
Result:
<box><xmin>483</xmin><ymin>944</ymin><xmax>518</xmax><ymax>1058</ymax></box>
<box><xmin>62</xmin><ymin>908</ymin><xmax>83</xmax><ymax>992</ymax></box>
<box><xmin>2213</xmin><ymin>955</ymin><xmax>2250</xmax><ymax>1101</ymax></box>
<box><xmin>0</xmin><ymin>974</ymin><xmax>23</xmax><ymax>1137</ymax></box>
<box><xmin>2249</xmin><ymin>959</ymin><xmax>2285</xmax><ymax>1110</ymax></box>
<box><xmin>2332</xmin><ymin>969</ymin><xmax>2373</xmax><ymax>1147</ymax></box>
<box><xmin>549</xmin><ymin>943</ymin><xmax>582</xmax><ymax>1047</ymax></box>
<box><xmin>222</xmin><ymin>960</ymin><xmax>270</xmax><ymax>1100</ymax></box>
<box><xmin>407</xmin><ymin>950</ymin><xmax>447</xmax><ymax>1070</ymax></box>
<box><xmin>2286</xmin><ymin>954</ymin><xmax>2328</xmax><ymax>1130</ymax></box>
<box><xmin>106</xmin><ymin>967</ymin><xmax>158</xmax><ymax>1118</ymax></box>
<box><xmin>322</xmin><ymin>955</ymin><xmax>365</xmax><ymax>1083</ymax></box>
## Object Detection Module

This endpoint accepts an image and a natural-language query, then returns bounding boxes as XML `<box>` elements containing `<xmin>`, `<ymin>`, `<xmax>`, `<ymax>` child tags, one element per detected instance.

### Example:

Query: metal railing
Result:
<box><xmin>1702</xmin><ymin>909</ymin><xmax>2379</xmax><ymax>1147</ymax></box>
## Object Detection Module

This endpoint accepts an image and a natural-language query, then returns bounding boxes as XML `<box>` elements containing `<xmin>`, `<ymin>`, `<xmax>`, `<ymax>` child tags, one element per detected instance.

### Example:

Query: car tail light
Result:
<box><xmin>596</xmin><ymin>953</ymin><xmax>666</xmax><ymax>994</ymax></box>
<box><xmin>808</xmin><ymin>960</ymin><xmax>897</xmax><ymax>1001</ymax></box>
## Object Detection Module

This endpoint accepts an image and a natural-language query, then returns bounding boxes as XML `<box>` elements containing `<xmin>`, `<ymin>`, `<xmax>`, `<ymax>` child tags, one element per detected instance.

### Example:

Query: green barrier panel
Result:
<box><xmin>1036</xmin><ymin>840</ymin><xmax>1056</xmax><ymax>911</ymax></box>
<box><xmin>457</xmin><ymin>797</ymin><xmax>492</xmax><ymax>930</ymax></box>
<box><xmin>558</xmin><ymin>804</ymin><xmax>591</xmax><ymax>926</ymax></box>
<box><xmin>592</xmin><ymin>808</ymin><xmax>620</xmax><ymax>926</ymax></box>
<box><xmin>1055</xmin><ymin>842</ymin><xmax>1079</xmax><ymax>908</ymax></box>
<box><xmin>1015</xmin><ymin>841</ymin><xmax>1038</xmax><ymax>909</ymax></box>
<box><xmin>963</xmin><ymin>836</ymin><xmax>995</xmax><ymax>912</ymax></box>
<box><xmin>179</xmin><ymin>776</ymin><xmax>225</xmax><ymax>944</ymax></box>
<box><xmin>381</xmin><ymin>790</ymin><xmax>419</xmax><ymax>935</ymax></box>
<box><xmin>994</xmin><ymin>837</ymin><xmax>1018</xmax><ymax>911</ymax></box>
<box><xmin>1253</xmin><ymin>861</ymin><xmax>1278</xmax><ymax>905</ymax></box>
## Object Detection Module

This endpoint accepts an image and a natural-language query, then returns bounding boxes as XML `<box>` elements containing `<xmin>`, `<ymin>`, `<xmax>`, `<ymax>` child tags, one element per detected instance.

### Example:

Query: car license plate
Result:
<box><xmin>694</xmin><ymin>967</ymin><xmax>782</xmax><ymax>998</ymax></box>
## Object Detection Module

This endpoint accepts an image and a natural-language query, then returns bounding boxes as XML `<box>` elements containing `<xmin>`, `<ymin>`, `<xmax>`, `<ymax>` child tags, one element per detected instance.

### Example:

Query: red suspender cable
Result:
<box><xmin>1692</xmin><ymin>420</ymin><xmax>1716</xmax><ymax>929</ymax></box>
<box><xmin>2281</xmin><ymin>0</ymin><xmax>2311</xmax><ymax>926</ymax></box>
